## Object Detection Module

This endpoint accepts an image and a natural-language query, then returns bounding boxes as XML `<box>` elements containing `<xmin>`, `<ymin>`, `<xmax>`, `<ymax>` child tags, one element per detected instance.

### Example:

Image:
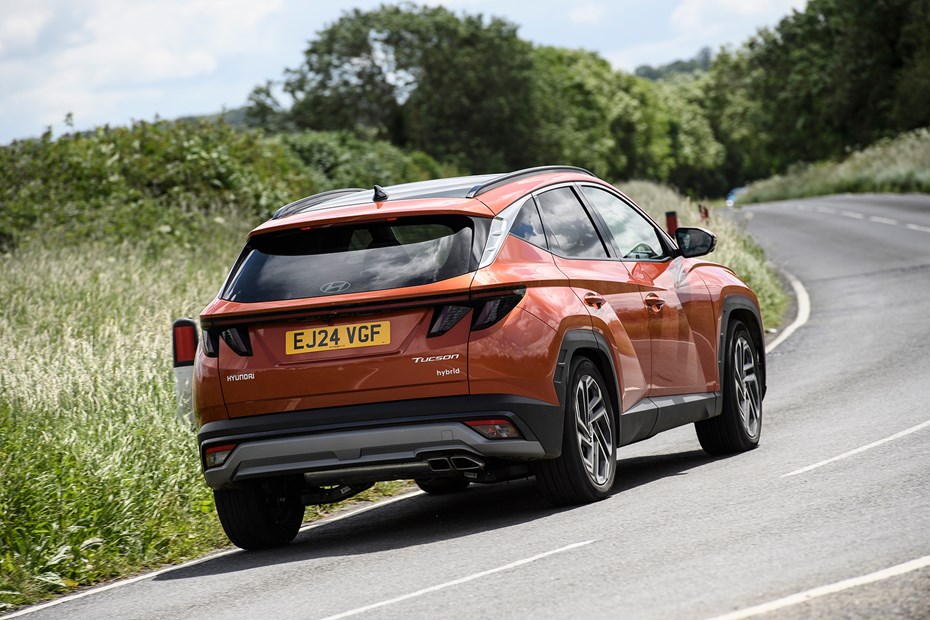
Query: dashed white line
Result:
<box><xmin>765</xmin><ymin>271</ymin><xmax>810</xmax><ymax>354</ymax></box>
<box><xmin>782</xmin><ymin>419</ymin><xmax>930</xmax><ymax>477</ymax></box>
<box><xmin>815</xmin><ymin>206</ymin><xmax>837</xmax><ymax>214</ymax></box>
<box><xmin>840</xmin><ymin>210</ymin><xmax>864</xmax><ymax>219</ymax></box>
<box><xmin>869</xmin><ymin>216</ymin><xmax>898</xmax><ymax>225</ymax></box>
<box><xmin>706</xmin><ymin>555</ymin><xmax>930</xmax><ymax>620</ymax></box>
<box><xmin>318</xmin><ymin>540</ymin><xmax>596</xmax><ymax>620</ymax></box>
<box><xmin>906</xmin><ymin>223</ymin><xmax>930</xmax><ymax>233</ymax></box>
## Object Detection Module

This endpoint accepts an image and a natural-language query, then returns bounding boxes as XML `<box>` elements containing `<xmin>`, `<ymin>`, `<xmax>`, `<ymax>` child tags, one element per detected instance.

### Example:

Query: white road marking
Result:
<box><xmin>815</xmin><ymin>206</ymin><xmax>836</xmax><ymax>214</ymax></box>
<box><xmin>869</xmin><ymin>216</ymin><xmax>898</xmax><ymax>225</ymax></box>
<box><xmin>782</xmin><ymin>419</ymin><xmax>930</xmax><ymax>477</ymax></box>
<box><xmin>0</xmin><ymin>491</ymin><xmax>425</xmax><ymax>619</ymax></box>
<box><xmin>765</xmin><ymin>271</ymin><xmax>810</xmax><ymax>354</ymax></box>
<box><xmin>840</xmin><ymin>210</ymin><xmax>864</xmax><ymax>219</ymax></box>
<box><xmin>318</xmin><ymin>540</ymin><xmax>596</xmax><ymax>620</ymax></box>
<box><xmin>795</xmin><ymin>204</ymin><xmax>811</xmax><ymax>211</ymax></box>
<box><xmin>906</xmin><ymin>223</ymin><xmax>930</xmax><ymax>233</ymax></box>
<box><xmin>706</xmin><ymin>555</ymin><xmax>930</xmax><ymax>620</ymax></box>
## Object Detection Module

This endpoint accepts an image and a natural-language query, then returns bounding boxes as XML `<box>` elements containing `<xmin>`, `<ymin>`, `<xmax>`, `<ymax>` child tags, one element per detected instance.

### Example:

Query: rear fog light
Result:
<box><xmin>465</xmin><ymin>419</ymin><xmax>522</xmax><ymax>439</ymax></box>
<box><xmin>204</xmin><ymin>444</ymin><xmax>237</xmax><ymax>469</ymax></box>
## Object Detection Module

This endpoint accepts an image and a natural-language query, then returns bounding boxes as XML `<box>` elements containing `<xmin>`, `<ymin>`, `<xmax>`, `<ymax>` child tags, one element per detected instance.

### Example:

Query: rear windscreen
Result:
<box><xmin>222</xmin><ymin>216</ymin><xmax>477</xmax><ymax>302</ymax></box>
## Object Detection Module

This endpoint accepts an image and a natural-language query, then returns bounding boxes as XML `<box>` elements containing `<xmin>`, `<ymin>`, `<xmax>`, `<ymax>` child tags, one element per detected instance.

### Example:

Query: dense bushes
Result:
<box><xmin>0</xmin><ymin>120</ymin><xmax>449</xmax><ymax>251</ymax></box>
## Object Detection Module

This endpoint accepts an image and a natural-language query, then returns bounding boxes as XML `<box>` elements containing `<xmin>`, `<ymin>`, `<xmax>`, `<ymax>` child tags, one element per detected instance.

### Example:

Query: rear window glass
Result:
<box><xmin>223</xmin><ymin>216</ymin><xmax>475</xmax><ymax>302</ymax></box>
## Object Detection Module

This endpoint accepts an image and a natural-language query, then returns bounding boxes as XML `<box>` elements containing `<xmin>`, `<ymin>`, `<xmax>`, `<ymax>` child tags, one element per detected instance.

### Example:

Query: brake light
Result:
<box><xmin>428</xmin><ymin>305</ymin><xmax>471</xmax><ymax>337</ymax></box>
<box><xmin>204</xmin><ymin>444</ymin><xmax>237</xmax><ymax>469</ymax></box>
<box><xmin>221</xmin><ymin>327</ymin><xmax>252</xmax><ymax>356</ymax></box>
<box><xmin>202</xmin><ymin>329</ymin><xmax>219</xmax><ymax>358</ymax></box>
<box><xmin>172</xmin><ymin>319</ymin><xmax>198</xmax><ymax>367</ymax></box>
<box><xmin>465</xmin><ymin>419</ymin><xmax>522</xmax><ymax>439</ymax></box>
<box><xmin>471</xmin><ymin>290</ymin><xmax>524</xmax><ymax>331</ymax></box>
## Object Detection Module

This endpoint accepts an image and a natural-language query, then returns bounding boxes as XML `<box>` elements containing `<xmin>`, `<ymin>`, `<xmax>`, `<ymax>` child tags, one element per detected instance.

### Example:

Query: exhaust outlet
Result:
<box><xmin>450</xmin><ymin>455</ymin><xmax>484</xmax><ymax>471</ymax></box>
<box><xmin>426</xmin><ymin>457</ymin><xmax>452</xmax><ymax>472</ymax></box>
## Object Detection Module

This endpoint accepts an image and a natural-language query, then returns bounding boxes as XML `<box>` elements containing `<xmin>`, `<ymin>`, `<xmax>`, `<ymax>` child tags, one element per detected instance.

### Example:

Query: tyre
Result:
<box><xmin>414</xmin><ymin>477</ymin><xmax>471</xmax><ymax>495</ymax></box>
<box><xmin>535</xmin><ymin>357</ymin><xmax>617</xmax><ymax>505</ymax></box>
<box><xmin>696</xmin><ymin>319</ymin><xmax>763</xmax><ymax>455</ymax></box>
<box><xmin>214</xmin><ymin>483</ymin><xmax>304</xmax><ymax>550</ymax></box>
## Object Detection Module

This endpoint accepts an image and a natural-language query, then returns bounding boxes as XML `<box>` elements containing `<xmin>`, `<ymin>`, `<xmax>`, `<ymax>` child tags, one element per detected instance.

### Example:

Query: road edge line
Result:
<box><xmin>0</xmin><ymin>490</ymin><xmax>425</xmax><ymax>619</ymax></box>
<box><xmin>765</xmin><ymin>270</ymin><xmax>810</xmax><ymax>354</ymax></box>
<box><xmin>706</xmin><ymin>555</ymin><xmax>930</xmax><ymax>620</ymax></box>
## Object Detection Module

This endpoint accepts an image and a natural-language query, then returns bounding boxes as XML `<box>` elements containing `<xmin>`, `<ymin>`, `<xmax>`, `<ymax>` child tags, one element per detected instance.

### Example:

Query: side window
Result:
<box><xmin>509</xmin><ymin>198</ymin><xmax>548</xmax><ymax>249</ymax></box>
<box><xmin>535</xmin><ymin>187</ymin><xmax>608</xmax><ymax>259</ymax></box>
<box><xmin>581</xmin><ymin>185</ymin><xmax>668</xmax><ymax>260</ymax></box>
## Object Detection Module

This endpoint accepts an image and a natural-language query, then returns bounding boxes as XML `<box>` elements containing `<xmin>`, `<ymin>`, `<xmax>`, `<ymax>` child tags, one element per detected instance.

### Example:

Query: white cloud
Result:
<box><xmin>0</xmin><ymin>0</ymin><xmax>286</xmax><ymax>140</ymax></box>
<box><xmin>569</xmin><ymin>4</ymin><xmax>608</xmax><ymax>25</ymax></box>
<box><xmin>671</xmin><ymin>0</ymin><xmax>805</xmax><ymax>33</ymax></box>
<box><xmin>0</xmin><ymin>6</ymin><xmax>54</xmax><ymax>55</ymax></box>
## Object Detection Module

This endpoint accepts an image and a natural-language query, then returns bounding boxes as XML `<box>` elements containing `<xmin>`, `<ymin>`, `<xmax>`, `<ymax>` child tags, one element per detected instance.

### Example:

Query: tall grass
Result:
<box><xmin>740</xmin><ymin>127</ymin><xmax>930</xmax><ymax>204</ymax></box>
<box><xmin>0</xmin><ymin>218</ymin><xmax>405</xmax><ymax>609</ymax></box>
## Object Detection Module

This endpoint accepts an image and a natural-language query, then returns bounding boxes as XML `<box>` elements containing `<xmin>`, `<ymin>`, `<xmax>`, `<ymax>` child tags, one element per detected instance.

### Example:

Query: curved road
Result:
<box><xmin>10</xmin><ymin>194</ymin><xmax>930</xmax><ymax>620</ymax></box>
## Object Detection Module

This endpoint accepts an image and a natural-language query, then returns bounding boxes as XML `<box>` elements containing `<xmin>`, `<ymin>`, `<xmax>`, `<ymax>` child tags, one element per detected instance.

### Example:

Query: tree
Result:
<box><xmin>249</xmin><ymin>4</ymin><xmax>537</xmax><ymax>172</ymax></box>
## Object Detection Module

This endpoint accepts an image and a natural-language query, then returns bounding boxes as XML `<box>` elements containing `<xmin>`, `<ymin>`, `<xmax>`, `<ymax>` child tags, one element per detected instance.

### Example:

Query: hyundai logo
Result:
<box><xmin>320</xmin><ymin>281</ymin><xmax>351</xmax><ymax>294</ymax></box>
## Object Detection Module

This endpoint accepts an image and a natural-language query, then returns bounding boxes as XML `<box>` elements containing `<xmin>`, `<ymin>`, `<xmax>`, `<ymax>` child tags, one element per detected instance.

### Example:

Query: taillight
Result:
<box><xmin>204</xmin><ymin>443</ymin><xmax>237</xmax><ymax>469</ymax></box>
<box><xmin>202</xmin><ymin>329</ymin><xmax>219</xmax><ymax>358</ymax></box>
<box><xmin>471</xmin><ymin>290</ymin><xmax>525</xmax><ymax>331</ymax></box>
<box><xmin>465</xmin><ymin>419</ymin><xmax>522</xmax><ymax>439</ymax></box>
<box><xmin>172</xmin><ymin>318</ymin><xmax>198</xmax><ymax>367</ymax></box>
<box><xmin>221</xmin><ymin>327</ymin><xmax>252</xmax><ymax>356</ymax></box>
<box><xmin>428</xmin><ymin>305</ymin><xmax>471</xmax><ymax>337</ymax></box>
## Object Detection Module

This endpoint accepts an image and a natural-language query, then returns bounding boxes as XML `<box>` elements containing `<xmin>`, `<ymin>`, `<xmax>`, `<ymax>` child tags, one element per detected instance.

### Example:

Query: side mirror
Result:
<box><xmin>676</xmin><ymin>227</ymin><xmax>717</xmax><ymax>258</ymax></box>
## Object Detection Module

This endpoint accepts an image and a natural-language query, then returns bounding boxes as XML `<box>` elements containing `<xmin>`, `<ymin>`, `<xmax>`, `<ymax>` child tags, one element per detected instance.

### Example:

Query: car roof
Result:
<box><xmin>272</xmin><ymin>166</ymin><xmax>595</xmax><ymax>220</ymax></box>
<box><xmin>253</xmin><ymin>166</ymin><xmax>604</xmax><ymax>237</ymax></box>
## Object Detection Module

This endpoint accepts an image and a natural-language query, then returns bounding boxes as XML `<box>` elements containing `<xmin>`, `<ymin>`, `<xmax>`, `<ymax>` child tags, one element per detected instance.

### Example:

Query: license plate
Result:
<box><xmin>285</xmin><ymin>321</ymin><xmax>391</xmax><ymax>354</ymax></box>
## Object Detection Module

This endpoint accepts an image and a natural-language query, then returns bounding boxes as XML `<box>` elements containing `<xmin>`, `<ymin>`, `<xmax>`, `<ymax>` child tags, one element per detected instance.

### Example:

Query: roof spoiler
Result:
<box><xmin>272</xmin><ymin>187</ymin><xmax>366</xmax><ymax>219</ymax></box>
<box><xmin>465</xmin><ymin>165</ymin><xmax>595</xmax><ymax>198</ymax></box>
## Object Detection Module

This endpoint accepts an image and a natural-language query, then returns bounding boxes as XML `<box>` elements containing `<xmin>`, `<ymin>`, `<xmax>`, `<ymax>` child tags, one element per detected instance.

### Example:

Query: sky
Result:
<box><xmin>0</xmin><ymin>0</ymin><xmax>806</xmax><ymax>144</ymax></box>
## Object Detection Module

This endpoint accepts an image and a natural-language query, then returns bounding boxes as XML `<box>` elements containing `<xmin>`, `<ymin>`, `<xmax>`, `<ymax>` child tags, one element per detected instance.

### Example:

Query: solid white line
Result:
<box><xmin>906</xmin><ymin>223</ymin><xmax>930</xmax><ymax>233</ymax></box>
<box><xmin>706</xmin><ymin>555</ymin><xmax>930</xmax><ymax>620</ymax></box>
<box><xmin>0</xmin><ymin>491</ymin><xmax>425</xmax><ymax>619</ymax></box>
<box><xmin>782</xmin><ymin>419</ymin><xmax>930</xmax><ymax>477</ymax></box>
<box><xmin>869</xmin><ymin>216</ymin><xmax>898</xmax><ymax>225</ymax></box>
<box><xmin>765</xmin><ymin>270</ymin><xmax>810</xmax><ymax>354</ymax></box>
<box><xmin>840</xmin><ymin>210</ymin><xmax>864</xmax><ymax>219</ymax></box>
<box><xmin>318</xmin><ymin>540</ymin><xmax>595</xmax><ymax>620</ymax></box>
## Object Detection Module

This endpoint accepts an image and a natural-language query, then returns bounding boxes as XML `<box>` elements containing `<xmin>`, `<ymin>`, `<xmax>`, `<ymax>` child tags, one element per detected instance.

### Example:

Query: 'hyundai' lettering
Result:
<box><xmin>226</xmin><ymin>373</ymin><xmax>255</xmax><ymax>382</ymax></box>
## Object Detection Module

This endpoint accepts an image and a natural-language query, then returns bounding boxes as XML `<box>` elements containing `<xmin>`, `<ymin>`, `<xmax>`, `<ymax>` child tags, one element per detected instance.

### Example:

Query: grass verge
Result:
<box><xmin>740</xmin><ymin>127</ymin><xmax>930</xmax><ymax>204</ymax></box>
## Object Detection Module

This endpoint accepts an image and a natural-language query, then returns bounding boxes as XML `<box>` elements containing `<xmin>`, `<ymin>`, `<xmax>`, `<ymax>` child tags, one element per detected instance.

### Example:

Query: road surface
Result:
<box><xmin>10</xmin><ymin>193</ymin><xmax>930</xmax><ymax>620</ymax></box>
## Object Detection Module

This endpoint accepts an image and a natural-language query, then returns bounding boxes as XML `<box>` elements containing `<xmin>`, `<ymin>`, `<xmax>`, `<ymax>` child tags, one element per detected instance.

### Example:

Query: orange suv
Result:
<box><xmin>177</xmin><ymin>166</ymin><xmax>766</xmax><ymax>549</ymax></box>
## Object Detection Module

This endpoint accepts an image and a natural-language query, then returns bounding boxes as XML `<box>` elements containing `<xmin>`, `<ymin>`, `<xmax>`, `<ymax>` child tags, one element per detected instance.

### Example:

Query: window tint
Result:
<box><xmin>581</xmin><ymin>186</ymin><xmax>667</xmax><ymax>260</ymax></box>
<box><xmin>509</xmin><ymin>198</ymin><xmax>548</xmax><ymax>249</ymax></box>
<box><xmin>222</xmin><ymin>216</ymin><xmax>475</xmax><ymax>302</ymax></box>
<box><xmin>535</xmin><ymin>187</ymin><xmax>608</xmax><ymax>258</ymax></box>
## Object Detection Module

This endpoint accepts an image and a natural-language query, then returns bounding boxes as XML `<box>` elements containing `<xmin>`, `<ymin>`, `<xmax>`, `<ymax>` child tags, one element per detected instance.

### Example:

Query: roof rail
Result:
<box><xmin>272</xmin><ymin>187</ymin><xmax>366</xmax><ymax>219</ymax></box>
<box><xmin>465</xmin><ymin>165</ymin><xmax>595</xmax><ymax>198</ymax></box>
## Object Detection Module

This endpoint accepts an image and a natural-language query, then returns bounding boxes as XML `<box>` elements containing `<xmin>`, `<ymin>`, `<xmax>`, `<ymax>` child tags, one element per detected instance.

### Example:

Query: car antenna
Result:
<box><xmin>373</xmin><ymin>185</ymin><xmax>389</xmax><ymax>202</ymax></box>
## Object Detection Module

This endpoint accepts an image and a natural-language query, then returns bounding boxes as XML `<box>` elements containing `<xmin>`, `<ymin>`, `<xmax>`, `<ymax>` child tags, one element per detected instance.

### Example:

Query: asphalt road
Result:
<box><xmin>11</xmin><ymin>194</ymin><xmax>930</xmax><ymax>620</ymax></box>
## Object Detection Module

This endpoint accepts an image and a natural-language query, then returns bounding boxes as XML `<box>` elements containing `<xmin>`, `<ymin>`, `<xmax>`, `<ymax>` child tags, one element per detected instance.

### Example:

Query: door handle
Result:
<box><xmin>584</xmin><ymin>293</ymin><xmax>607</xmax><ymax>309</ymax></box>
<box><xmin>644</xmin><ymin>293</ymin><xmax>666</xmax><ymax>312</ymax></box>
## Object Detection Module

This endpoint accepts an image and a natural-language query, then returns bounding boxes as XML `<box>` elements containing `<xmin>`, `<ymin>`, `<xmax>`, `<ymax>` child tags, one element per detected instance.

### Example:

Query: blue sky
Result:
<box><xmin>0</xmin><ymin>0</ymin><xmax>805</xmax><ymax>144</ymax></box>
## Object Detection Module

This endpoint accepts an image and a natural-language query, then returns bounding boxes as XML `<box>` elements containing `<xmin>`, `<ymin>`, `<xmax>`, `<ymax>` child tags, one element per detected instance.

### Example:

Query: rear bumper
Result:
<box><xmin>198</xmin><ymin>394</ymin><xmax>563</xmax><ymax>489</ymax></box>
